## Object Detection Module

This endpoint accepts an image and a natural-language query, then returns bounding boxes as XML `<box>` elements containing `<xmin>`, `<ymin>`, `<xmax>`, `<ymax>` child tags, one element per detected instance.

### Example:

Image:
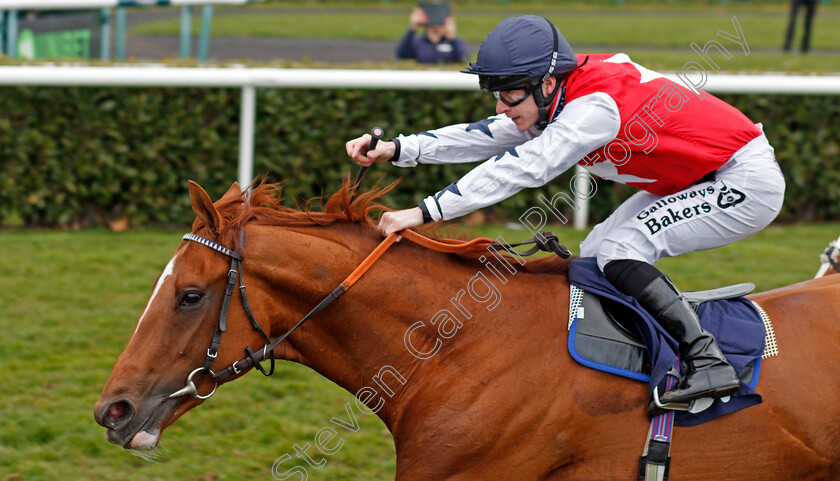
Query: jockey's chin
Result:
<box><xmin>509</xmin><ymin>114</ymin><xmax>534</xmax><ymax>131</ymax></box>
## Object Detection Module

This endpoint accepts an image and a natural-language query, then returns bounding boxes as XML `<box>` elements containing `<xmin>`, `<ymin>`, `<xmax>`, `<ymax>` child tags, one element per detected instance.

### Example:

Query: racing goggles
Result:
<box><xmin>492</xmin><ymin>83</ymin><xmax>536</xmax><ymax>107</ymax></box>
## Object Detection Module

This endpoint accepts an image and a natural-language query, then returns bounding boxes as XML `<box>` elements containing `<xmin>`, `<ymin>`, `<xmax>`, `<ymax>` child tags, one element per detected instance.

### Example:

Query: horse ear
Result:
<box><xmin>218</xmin><ymin>182</ymin><xmax>242</xmax><ymax>203</ymax></box>
<box><xmin>188</xmin><ymin>180</ymin><xmax>224</xmax><ymax>236</ymax></box>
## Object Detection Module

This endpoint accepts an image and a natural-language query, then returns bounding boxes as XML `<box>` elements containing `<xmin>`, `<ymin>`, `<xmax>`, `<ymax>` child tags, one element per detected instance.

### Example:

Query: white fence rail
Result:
<box><xmin>3</xmin><ymin>66</ymin><xmax>840</xmax><ymax>91</ymax></box>
<box><xmin>2</xmin><ymin>65</ymin><xmax>839</xmax><ymax>228</ymax></box>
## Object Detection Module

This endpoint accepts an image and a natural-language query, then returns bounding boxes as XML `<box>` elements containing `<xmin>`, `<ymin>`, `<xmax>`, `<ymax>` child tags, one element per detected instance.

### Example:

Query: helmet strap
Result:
<box><xmin>533</xmin><ymin>77</ymin><xmax>565</xmax><ymax>130</ymax></box>
<box><xmin>534</xmin><ymin>17</ymin><xmax>563</xmax><ymax>130</ymax></box>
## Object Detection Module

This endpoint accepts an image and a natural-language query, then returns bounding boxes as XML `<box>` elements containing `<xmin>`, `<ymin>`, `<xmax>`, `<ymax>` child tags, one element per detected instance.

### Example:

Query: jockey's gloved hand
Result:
<box><xmin>345</xmin><ymin>136</ymin><xmax>397</xmax><ymax>167</ymax></box>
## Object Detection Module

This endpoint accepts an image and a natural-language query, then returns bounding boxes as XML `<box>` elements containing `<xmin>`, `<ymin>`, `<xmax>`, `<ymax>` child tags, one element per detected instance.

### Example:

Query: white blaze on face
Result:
<box><xmin>133</xmin><ymin>254</ymin><xmax>178</xmax><ymax>337</ymax></box>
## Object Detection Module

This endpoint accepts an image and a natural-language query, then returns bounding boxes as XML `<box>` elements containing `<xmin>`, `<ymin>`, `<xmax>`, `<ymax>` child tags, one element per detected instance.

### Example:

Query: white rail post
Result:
<box><xmin>573</xmin><ymin>164</ymin><xmax>589</xmax><ymax>230</ymax></box>
<box><xmin>238</xmin><ymin>85</ymin><xmax>256</xmax><ymax>190</ymax></box>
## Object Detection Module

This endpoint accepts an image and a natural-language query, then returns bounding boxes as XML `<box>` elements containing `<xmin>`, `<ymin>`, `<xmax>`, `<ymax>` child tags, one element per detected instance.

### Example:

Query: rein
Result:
<box><xmin>169</xmin><ymin>225</ymin><xmax>569</xmax><ymax>399</ymax></box>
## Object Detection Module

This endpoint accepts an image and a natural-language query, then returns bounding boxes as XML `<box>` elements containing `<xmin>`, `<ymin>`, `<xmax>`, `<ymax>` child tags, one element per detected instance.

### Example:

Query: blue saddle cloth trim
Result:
<box><xmin>568</xmin><ymin>257</ymin><xmax>765</xmax><ymax>427</ymax></box>
<box><xmin>568</xmin><ymin>320</ymin><xmax>652</xmax><ymax>382</ymax></box>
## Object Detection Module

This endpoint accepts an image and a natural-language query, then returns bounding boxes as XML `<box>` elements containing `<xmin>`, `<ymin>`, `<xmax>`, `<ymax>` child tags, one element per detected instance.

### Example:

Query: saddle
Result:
<box><xmin>567</xmin><ymin>257</ymin><xmax>775</xmax><ymax>427</ymax></box>
<box><xmin>570</xmin><ymin>283</ymin><xmax>757</xmax><ymax>384</ymax></box>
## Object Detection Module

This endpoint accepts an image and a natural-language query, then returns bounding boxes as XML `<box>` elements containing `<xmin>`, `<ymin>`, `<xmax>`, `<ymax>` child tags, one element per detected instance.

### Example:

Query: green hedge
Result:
<box><xmin>1</xmin><ymin>86</ymin><xmax>839</xmax><ymax>227</ymax></box>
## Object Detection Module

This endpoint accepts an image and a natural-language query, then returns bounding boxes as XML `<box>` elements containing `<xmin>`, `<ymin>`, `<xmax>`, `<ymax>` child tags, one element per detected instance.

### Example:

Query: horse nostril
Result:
<box><xmin>107</xmin><ymin>402</ymin><xmax>127</xmax><ymax>420</ymax></box>
<box><xmin>101</xmin><ymin>400</ymin><xmax>134</xmax><ymax>430</ymax></box>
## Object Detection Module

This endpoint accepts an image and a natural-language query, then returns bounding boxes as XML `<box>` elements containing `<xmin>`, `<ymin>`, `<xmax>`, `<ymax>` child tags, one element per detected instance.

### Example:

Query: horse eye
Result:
<box><xmin>179</xmin><ymin>292</ymin><xmax>203</xmax><ymax>307</ymax></box>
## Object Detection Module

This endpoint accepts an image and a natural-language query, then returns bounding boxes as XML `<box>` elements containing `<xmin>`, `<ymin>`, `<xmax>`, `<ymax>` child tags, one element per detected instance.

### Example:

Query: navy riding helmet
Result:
<box><xmin>462</xmin><ymin>16</ymin><xmax>579</xmax><ymax>129</ymax></box>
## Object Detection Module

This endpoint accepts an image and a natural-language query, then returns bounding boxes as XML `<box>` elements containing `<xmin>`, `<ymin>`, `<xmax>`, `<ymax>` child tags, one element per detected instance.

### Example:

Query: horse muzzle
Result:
<box><xmin>94</xmin><ymin>395</ymin><xmax>175</xmax><ymax>450</ymax></box>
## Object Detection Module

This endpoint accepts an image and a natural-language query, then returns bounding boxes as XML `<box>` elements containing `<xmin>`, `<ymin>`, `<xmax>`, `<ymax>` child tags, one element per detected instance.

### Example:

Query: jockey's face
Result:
<box><xmin>495</xmin><ymin>76</ymin><xmax>558</xmax><ymax>132</ymax></box>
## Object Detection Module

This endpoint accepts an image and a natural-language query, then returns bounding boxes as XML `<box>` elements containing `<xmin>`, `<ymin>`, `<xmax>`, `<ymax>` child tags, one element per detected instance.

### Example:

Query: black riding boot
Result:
<box><xmin>637</xmin><ymin>276</ymin><xmax>740</xmax><ymax>405</ymax></box>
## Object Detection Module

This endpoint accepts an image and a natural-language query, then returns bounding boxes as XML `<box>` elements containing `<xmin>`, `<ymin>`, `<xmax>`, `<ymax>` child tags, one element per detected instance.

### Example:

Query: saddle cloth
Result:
<box><xmin>567</xmin><ymin>257</ymin><xmax>777</xmax><ymax>426</ymax></box>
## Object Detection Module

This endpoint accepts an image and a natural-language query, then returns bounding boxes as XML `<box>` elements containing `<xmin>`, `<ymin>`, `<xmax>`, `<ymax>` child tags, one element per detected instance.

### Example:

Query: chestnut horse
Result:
<box><xmin>95</xmin><ymin>181</ymin><xmax>840</xmax><ymax>480</ymax></box>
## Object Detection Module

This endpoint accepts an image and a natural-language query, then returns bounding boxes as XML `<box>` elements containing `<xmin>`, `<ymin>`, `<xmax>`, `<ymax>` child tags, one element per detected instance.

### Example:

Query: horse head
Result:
<box><xmin>94</xmin><ymin>178</ymin><xmax>401</xmax><ymax>452</ymax></box>
<box><xmin>93</xmin><ymin>181</ymin><xmax>278</xmax><ymax>450</ymax></box>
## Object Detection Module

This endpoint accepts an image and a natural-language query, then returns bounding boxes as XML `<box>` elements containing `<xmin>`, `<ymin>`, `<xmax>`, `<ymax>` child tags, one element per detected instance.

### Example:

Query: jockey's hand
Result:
<box><xmin>378</xmin><ymin>207</ymin><xmax>424</xmax><ymax>238</ymax></box>
<box><xmin>346</xmin><ymin>135</ymin><xmax>396</xmax><ymax>167</ymax></box>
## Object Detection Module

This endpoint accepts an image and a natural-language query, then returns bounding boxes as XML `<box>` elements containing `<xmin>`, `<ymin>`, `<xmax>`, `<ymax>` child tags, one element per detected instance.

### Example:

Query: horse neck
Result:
<box><xmin>244</xmin><ymin>222</ymin><xmax>571</xmax><ymax>432</ymax></box>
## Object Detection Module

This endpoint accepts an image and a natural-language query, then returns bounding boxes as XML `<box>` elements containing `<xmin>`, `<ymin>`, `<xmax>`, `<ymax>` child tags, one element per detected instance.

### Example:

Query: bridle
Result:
<box><xmin>168</xmin><ymin>230</ymin><xmax>275</xmax><ymax>399</ymax></box>
<box><xmin>168</xmin><ymin>225</ymin><xmax>571</xmax><ymax>401</ymax></box>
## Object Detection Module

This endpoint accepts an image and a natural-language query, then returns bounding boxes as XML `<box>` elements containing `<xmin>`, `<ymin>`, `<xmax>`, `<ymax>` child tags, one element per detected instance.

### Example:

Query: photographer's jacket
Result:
<box><xmin>391</xmin><ymin>53</ymin><xmax>762</xmax><ymax>222</ymax></box>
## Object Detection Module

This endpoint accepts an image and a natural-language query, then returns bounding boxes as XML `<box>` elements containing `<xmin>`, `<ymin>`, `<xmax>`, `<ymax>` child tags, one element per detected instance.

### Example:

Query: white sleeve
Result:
<box><xmin>390</xmin><ymin>114</ymin><xmax>536</xmax><ymax>168</ymax></box>
<box><xmin>420</xmin><ymin>93</ymin><xmax>621</xmax><ymax>221</ymax></box>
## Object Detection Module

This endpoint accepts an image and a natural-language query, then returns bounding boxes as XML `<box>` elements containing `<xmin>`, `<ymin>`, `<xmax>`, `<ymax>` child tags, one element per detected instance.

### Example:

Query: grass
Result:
<box><xmin>131</xmin><ymin>3</ymin><xmax>840</xmax><ymax>72</ymax></box>
<box><xmin>1</xmin><ymin>223</ymin><xmax>838</xmax><ymax>480</ymax></box>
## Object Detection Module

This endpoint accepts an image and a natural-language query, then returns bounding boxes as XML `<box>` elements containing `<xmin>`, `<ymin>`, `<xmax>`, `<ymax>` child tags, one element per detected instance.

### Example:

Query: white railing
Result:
<box><xmin>2</xmin><ymin>65</ymin><xmax>839</xmax><ymax>228</ymax></box>
<box><xmin>4</xmin><ymin>66</ymin><xmax>839</xmax><ymax>91</ymax></box>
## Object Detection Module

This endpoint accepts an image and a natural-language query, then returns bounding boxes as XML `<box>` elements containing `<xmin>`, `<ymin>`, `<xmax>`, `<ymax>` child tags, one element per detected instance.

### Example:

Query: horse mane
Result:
<box><xmin>201</xmin><ymin>177</ymin><xmax>568</xmax><ymax>276</ymax></box>
<box><xmin>224</xmin><ymin>177</ymin><xmax>391</xmax><ymax>236</ymax></box>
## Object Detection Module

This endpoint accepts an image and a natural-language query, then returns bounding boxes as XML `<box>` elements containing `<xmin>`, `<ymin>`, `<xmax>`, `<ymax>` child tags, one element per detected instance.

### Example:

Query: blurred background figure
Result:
<box><xmin>396</xmin><ymin>1</ymin><xmax>468</xmax><ymax>64</ymax></box>
<box><xmin>783</xmin><ymin>0</ymin><xmax>819</xmax><ymax>53</ymax></box>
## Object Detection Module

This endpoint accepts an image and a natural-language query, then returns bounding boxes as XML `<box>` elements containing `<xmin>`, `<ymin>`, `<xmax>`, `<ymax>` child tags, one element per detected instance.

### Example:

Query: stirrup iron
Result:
<box><xmin>651</xmin><ymin>386</ymin><xmax>729</xmax><ymax>414</ymax></box>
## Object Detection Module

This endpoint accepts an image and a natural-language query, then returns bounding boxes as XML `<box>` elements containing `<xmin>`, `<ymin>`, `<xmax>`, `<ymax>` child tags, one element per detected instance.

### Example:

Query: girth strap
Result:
<box><xmin>639</xmin><ymin>363</ymin><xmax>678</xmax><ymax>481</ymax></box>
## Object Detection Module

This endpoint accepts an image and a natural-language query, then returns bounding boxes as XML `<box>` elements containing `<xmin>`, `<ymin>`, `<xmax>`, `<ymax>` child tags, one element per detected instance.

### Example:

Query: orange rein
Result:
<box><xmin>339</xmin><ymin>230</ymin><xmax>496</xmax><ymax>290</ymax></box>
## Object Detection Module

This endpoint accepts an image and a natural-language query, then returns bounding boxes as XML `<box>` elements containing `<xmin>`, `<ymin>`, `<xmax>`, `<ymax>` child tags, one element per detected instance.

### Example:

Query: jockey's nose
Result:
<box><xmin>495</xmin><ymin>98</ymin><xmax>509</xmax><ymax>115</ymax></box>
<box><xmin>94</xmin><ymin>398</ymin><xmax>135</xmax><ymax>431</ymax></box>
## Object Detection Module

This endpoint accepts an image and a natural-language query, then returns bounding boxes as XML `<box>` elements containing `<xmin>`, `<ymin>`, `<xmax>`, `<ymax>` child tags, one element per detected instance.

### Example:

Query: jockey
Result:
<box><xmin>345</xmin><ymin>15</ymin><xmax>785</xmax><ymax>406</ymax></box>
